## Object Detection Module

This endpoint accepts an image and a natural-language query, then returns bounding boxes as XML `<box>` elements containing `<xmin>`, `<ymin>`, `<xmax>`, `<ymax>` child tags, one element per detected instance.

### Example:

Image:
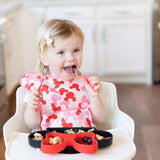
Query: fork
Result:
<box><xmin>38</xmin><ymin>67</ymin><xmax>48</xmax><ymax>91</ymax></box>
<box><xmin>35</xmin><ymin>67</ymin><xmax>48</xmax><ymax>112</ymax></box>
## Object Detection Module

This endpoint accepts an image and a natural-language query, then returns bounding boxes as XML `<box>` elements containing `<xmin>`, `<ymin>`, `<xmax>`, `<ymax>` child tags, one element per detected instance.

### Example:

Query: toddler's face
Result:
<box><xmin>43</xmin><ymin>34</ymin><xmax>83</xmax><ymax>80</ymax></box>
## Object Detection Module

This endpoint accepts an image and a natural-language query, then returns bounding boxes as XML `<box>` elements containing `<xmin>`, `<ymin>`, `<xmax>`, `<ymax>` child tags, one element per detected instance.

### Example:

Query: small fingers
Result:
<box><xmin>27</xmin><ymin>98</ymin><xmax>40</xmax><ymax>108</ymax></box>
<box><xmin>89</xmin><ymin>76</ymin><xmax>100</xmax><ymax>85</ymax></box>
<box><xmin>89</xmin><ymin>76</ymin><xmax>102</xmax><ymax>91</ymax></box>
<box><xmin>94</xmin><ymin>84</ymin><xmax>101</xmax><ymax>91</ymax></box>
<box><xmin>27</xmin><ymin>88</ymin><xmax>43</xmax><ymax>109</ymax></box>
<box><xmin>32</xmin><ymin>89</ymin><xmax>43</xmax><ymax>98</ymax></box>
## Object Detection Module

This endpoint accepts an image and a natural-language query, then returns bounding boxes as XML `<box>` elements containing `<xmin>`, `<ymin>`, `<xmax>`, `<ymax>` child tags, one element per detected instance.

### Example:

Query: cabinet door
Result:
<box><xmin>22</xmin><ymin>7</ymin><xmax>45</xmax><ymax>73</ymax></box>
<box><xmin>75</xmin><ymin>20</ymin><xmax>97</xmax><ymax>74</ymax></box>
<box><xmin>4</xmin><ymin>11</ymin><xmax>23</xmax><ymax>95</ymax></box>
<box><xmin>98</xmin><ymin>20</ymin><xmax>146</xmax><ymax>74</ymax></box>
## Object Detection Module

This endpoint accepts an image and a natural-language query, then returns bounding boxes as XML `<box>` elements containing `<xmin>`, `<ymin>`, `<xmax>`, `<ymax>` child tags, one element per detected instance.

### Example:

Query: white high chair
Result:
<box><xmin>3</xmin><ymin>82</ymin><xmax>136</xmax><ymax>160</ymax></box>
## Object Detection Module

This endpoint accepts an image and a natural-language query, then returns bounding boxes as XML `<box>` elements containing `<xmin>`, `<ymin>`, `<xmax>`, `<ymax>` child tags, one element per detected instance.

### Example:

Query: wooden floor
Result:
<box><xmin>0</xmin><ymin>86</ymin><xmax>17</xmax><ymax>160</ymax></box>
<box><xmin>0</xmin><ymin>83</ymin><xmax>160</xmax><ymax>160</ymax></box>
<box><xmin>116</xmin><ymin>84</ymin><xmax>160</xmax><ymax>160</ymax></box>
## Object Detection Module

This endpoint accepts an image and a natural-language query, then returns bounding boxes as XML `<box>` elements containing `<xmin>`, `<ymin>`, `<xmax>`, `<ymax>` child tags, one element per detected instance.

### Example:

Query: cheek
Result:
<box><xmin>48</xmin><ymin>57</ymin><xmax>63</xmax><ymax>69</ymax></box>
<box><xmin>78</xmin><ymin>55</ymin><xmax>83</xmax><ymax>67</ymax></box>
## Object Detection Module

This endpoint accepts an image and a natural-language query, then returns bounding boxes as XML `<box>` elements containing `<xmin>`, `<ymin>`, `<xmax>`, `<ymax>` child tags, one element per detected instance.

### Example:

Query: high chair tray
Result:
<box><xmin>5</xmin><ymin>127</ymin><xmax>136</xmax><ymax>160</ymax></box>
<box><xmin>28</xmin><ymin>127</ymin><xmax>113</xmax><ymax>153</ymax></box>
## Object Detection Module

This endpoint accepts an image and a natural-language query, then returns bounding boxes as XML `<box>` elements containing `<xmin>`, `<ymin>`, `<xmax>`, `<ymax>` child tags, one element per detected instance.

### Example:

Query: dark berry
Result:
<box><xmin>83</xmin><ymin>136</ymin><xmax>89</xmax><ymax>142</ymax></box>
<box><xmin>87</xmin><ymin>138</ymin><xmax>92</xmax><ymax>144</ymax></box>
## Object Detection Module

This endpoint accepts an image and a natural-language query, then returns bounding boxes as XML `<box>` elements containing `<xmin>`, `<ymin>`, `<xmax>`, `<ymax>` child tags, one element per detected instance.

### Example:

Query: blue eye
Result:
<box><xmin>58</xmin><ymin>51</ymin><xmax>64</xmax><ymax>55</ymax></box>
<box><xmin>74</xmin><ymin>49</ymin><xmax>80</xmax><ymax>53</ymax></box>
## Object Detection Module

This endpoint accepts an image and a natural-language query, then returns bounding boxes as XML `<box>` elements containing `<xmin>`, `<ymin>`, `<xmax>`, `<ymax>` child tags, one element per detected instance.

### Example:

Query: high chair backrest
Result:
<box><xmin>3</xmin><ymin>82</ymin><xmax>135</xmax><ymax>148</ymax></box>
<box><xmin>3</xmin><ymin>87</ymin><xmax>31</xmax><ymax>147</ymax></box>
<box><xmin>97</xmin><ymin>82</ymin><xmax>134</xmax><ymax>139</ymax></box>
<box><xmin>97</xmin><ymin>82</ymin><xmax>118</xmax><ymax>129</ymax></box>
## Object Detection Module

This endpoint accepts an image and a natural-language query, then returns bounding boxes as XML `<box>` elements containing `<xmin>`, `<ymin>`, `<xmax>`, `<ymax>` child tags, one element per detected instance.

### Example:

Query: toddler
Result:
<box><xmin>20</xmin><ymin>19</ymin><xmax>106</xmax><ymax>130</ymax></box>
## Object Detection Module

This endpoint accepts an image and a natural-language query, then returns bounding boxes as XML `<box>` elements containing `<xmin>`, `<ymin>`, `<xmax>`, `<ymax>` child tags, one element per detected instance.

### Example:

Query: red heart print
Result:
<box><xmin>25</xmin><ymin>83</ymin><xmax>34</xmax><ymax>91</ymax></box>
<box><xmin>41</xmin><ymin>84</ymin><xmax>49</xmax><ymax>94</ymax></box>
<box><xmin>64</xmin><ymin>92</ymin><xmax>76</xmax><ymax>101</ymax></box>
<box><xmin>86</xmin><ymin>118</ymin><xmax>92</xmax><ymax>127</ymax></box>
<box><xmin>41</xmin><ymin>98</ymin><xmax>46</xmax><ymax>105</ymax></box>
<box><xmin>76</xmin><ymin>109</ymin><xmax>81</xmax><ymax>116</ymax></box>
<box><xmin>53</xmin><ymin>79</ymin><xmax>64</xmax><ymax>88</ymax></box>
<box><xmin>61</xmin><ymin>118</ymin><xmax>73</xmax><ymax>127</ymax></box>
<box><xmin>69</xmin><ymin>83</ymin><xmax>80</xmax><ymax>91</ymax></box>
<box><xmin>46</xmin><ymin>114</ymin><xmax>58</xmax><ymax>123</ymax></box>
<box><xmin>51</xmin><ymin>103</ymin><xmax>61</xmax><ymax>112</ymax></box>
<box><xmin>59</xmin><ymin>88</ymin><xmax>68</xmax><ymax>95</ymax></box>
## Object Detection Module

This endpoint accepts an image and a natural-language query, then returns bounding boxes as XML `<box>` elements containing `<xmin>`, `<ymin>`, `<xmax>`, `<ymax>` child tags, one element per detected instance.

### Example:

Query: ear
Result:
<box><xmin>39</xmin><ymin>54</ymin><xmax>49</xmax><ymax>66</ymax></box>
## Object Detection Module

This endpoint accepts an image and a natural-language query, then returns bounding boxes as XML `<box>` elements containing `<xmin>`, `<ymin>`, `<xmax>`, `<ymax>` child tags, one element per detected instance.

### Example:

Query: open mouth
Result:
<box><xmin>63</xmin><ymin>65</ymin><xmax>81</xmax><ymax>76</ymax></box>
<box><xmin>63</xmin><ymin>65</ymin><xmax>76</xmax><ymax>73</ymax></box>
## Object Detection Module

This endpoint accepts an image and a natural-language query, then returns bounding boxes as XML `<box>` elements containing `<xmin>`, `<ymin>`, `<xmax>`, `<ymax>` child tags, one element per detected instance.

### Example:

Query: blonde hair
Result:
<box><xmin>36</xmin><ymin>19</ymin><xmax>84</xmax><ymax>75</ymax></box>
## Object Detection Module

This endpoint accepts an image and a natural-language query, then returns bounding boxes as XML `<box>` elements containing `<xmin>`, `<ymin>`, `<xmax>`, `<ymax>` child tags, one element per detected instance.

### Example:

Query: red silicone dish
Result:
<box><xmin>41</xmin><ymin>132</ymin><xmax>98</xmax><ymax>154</ymax></box>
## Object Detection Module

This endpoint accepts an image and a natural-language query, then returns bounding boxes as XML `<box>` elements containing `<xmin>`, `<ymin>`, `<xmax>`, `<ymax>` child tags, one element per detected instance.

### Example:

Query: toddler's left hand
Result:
<box><xmin>84</xmin><ymin>76</ymin><xmax>102</xmax><ymax>97</ymax></box>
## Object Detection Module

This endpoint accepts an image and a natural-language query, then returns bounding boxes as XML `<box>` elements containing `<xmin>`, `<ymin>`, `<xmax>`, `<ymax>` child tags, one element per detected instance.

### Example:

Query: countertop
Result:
<box><xmin>0</xmin><ymin>2</ymin><xmax>21</xmax><ymax>26</ymax></box>
<box><xmin>0</xmin><ymin>2</ymin><xmax>21</xmax><ymax>15</ymax></box>
<box><xmin>0</xmin><ymin>0</ymin><xmax>149</xmax><ymax>13</ymax></box>
<box><xmin>23</xmin><ymin>0</ymin><xmax>149</xmax><ymax>6</ymax></box>
<box><xmin>0</xmin><ymin>0</ymin><xmax>151</xmax><ymax>26</ymax></box>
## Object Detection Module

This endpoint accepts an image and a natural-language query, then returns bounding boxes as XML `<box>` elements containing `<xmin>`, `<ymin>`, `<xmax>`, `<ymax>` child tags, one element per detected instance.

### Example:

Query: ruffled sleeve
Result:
<box><xmin>20</xmin><ymin>72</ymin><xmax>42</xmax><ymax>92</ymax></box>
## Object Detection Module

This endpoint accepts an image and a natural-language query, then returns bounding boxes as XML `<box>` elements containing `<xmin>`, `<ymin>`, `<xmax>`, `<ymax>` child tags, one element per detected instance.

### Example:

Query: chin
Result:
<box><xmin>64</xmin><ymin>77</ymin><xmax>74</xmax><ymax>81</ymax></box>
<box><xmin>62</xmin><ymin>75</ymin><xmax>74</xmax><ymax>81</ymax></box>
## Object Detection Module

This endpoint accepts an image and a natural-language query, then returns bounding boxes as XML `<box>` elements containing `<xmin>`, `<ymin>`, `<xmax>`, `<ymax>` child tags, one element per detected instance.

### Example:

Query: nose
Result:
<box><xmin>66</xmin><ymin>52</ymin><xmax>74</xmax><ymax>61</ymax></box>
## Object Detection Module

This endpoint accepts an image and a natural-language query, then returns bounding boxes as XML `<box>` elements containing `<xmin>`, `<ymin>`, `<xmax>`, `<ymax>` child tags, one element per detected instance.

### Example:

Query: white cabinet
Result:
<box><xmin>98</xmin><ymin>18</ymin><xmax>146</xmax><ymax>74</ymax></box>
<box><xmin>96</xmin><ymin>5</ymin><xmax>151</xmax><ymax>83</ymax></box>
<box><xmin>100</xmin><ymin>21</ymin><xmax>145</xmax><ymax>74</ymax></box>
<box><xmin>4</xmin><ymin>10</ymin><xmax>23</xmax><ymax>95</ymax></box>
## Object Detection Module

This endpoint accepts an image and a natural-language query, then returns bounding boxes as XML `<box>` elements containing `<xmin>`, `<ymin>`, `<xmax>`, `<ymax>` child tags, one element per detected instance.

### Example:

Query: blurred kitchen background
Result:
<box><xmin>0</xmin><ymin>0</ymin><xmax>160</xmax><ymax>160</ymax></box>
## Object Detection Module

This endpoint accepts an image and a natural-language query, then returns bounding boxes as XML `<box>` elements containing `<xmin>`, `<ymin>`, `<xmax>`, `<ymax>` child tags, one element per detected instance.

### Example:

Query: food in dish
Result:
<box><xmin>49</xmin><ymin>136</ymin><xmax>62</xmax><ymax>145</ymax></box>
<box><xmin>77</xmin><ymin>129</ymin><xmax>85</xmax><ymax>134</ymax></box>
<box><xmin>32</xmin><ymin>133</ymin><xmax>44</xmax><ymax>140</ymax></box>
<box><xmin>83</xmin><ymin>136</ymin><xmax>92</xmax><ymax>144</ymax></box>
<box><xmin>95</xmin><ymin>134</ymin><xmax>106</xmax><ymax>140</ymax></box>
<box><xmin>64</xmin><ymin>129</ymin><xmax>76</xmax><ymax>134</ymax></box>
<box><xmin>87</xmin><ymin>128</ymin><xmax>95</xmax><ymax>132</ymax></box>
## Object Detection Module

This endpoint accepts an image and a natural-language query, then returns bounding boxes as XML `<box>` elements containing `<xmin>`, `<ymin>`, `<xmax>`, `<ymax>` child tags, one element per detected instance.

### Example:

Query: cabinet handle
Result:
<box><xmin>65</xmin><ymin>12</ymin><xmax>81</xmax><ymax>17</ymax></box>
<box><xmin>101</xmin><ymin>27</ymin><xmax>105</xmax><ymax>43</ymax></box>
<box><xmin>92</xmin><ymin>29</ymin><xmax>96</xmax><ymax>43</ymax></box>
<box><xmin>158</xmin><ymin>22</ymin><xmax>160</xmax><ymax>30</ymax></box>
<box><xmin>114</xmin><ymin>10</ymin><xmax>132</xmax><ymax>15</ymax></box>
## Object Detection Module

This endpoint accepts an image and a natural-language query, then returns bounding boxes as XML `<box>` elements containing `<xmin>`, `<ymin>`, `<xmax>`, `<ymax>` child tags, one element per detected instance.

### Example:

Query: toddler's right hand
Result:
<box><xmin>27</xmin><ymin>88</ymin><xmax>43</xmax><ymax>110</ymax></box>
